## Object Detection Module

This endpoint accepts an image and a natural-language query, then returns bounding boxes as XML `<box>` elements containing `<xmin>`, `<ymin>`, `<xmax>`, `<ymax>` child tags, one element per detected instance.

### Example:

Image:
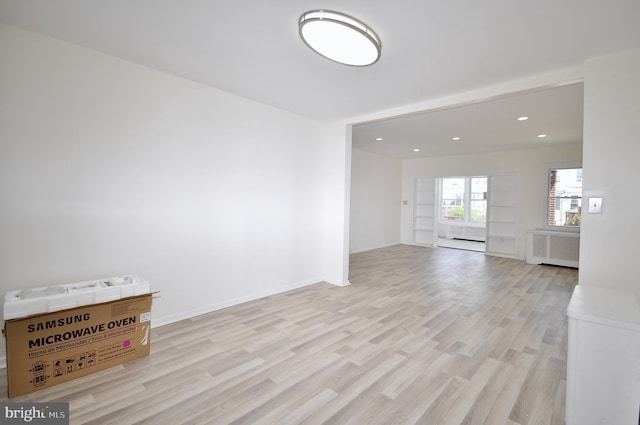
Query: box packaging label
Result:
<box><xmin>4</xmin><ymin>294</ymin><xmax>152</xmax><ymax>397</ymax></box>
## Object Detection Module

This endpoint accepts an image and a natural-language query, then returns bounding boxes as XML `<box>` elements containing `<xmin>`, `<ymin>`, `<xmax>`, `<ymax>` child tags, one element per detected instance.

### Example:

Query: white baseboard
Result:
<box><xmin>350</xmin><ymin>242</ymin><xmax>400</xmax><ymax>254</ymax></box>
<box><xmin>0</xmin><ymin>277</ymin><xmax>325</xmax><ymax>370</ymax></box>
<box><xmin>149</xmin><ymin>277</ymin><xmax>323</xmax><ymax>328</ymax></box>
<box><xmin>325</xmin><ymin>279</ymin><xmax>351</xmax><ymax>287</ymax></box>
<box><xmin>404</xmin><ymin>242</ymin><xmax>434</xmax><ymax>248</ymax></box>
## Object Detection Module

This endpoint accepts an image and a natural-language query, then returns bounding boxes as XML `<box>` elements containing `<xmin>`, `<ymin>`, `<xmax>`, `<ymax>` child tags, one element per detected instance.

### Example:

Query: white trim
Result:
<box><xmin>545</xmin><ymin>161</ymin><xmax>583</xmax><ymax>230</ymax></box>
<box><xmin>350</xmin><ymin>242</ymin><xmax>400</xmax><ymax>254</ymax></box>
<box><xmin>341</xmin><ymin>67</ymin><xmax>583</xmax><ymax>126</ymax></box>
<box><xmin>151</xmin><ymin>277</ymin><xmax>323</xmax><ymax>328</ymax></box>
<box><xmin>326</xmin><ymin>279</ymin><xmax>351</xmax><ymax>287</ymax></box>
<box><xmin>405</xmin><ymin>241</ymin><xmax>435</xmax><ymax>248</ymax></box>
<box><xmin>439</xmin><ymin>176</ymin><xmax>488</xmax><ymax>225</ymax></box>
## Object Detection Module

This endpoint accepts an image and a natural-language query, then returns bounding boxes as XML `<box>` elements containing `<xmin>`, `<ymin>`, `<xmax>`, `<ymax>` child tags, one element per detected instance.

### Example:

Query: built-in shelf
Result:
<box><xmin>413</xmin><ymin>178</ymin><xmax>435</xmax><ymax>246</ymax></box>
<box><xmin>485</xmin><ymin>175</ymin><xmax>518</xmax><ymax>258</ymax></box>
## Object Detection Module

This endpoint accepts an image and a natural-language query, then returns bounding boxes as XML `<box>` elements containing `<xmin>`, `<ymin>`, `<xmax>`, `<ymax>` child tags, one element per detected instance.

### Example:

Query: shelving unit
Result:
<box><xmin>413</xmin><ymin>177</ymin><xmax>436</xmax><ymax>246</ymax></box>
<box><xmin>485</xmin><ymin>175</ymin><xmax>518</xmax><ymax>258</ymax></box>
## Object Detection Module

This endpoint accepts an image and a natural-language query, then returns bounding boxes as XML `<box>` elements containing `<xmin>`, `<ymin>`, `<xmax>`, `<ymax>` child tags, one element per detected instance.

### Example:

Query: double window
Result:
<box><xmin>548</xmin><ymin>168</ymin><xmax>582</xmax><ymax>227</ymax></box>
<box><xmin>441</xmin><ymin>177</ymin><xmax>487</xmax><ymax>223</ymax></box>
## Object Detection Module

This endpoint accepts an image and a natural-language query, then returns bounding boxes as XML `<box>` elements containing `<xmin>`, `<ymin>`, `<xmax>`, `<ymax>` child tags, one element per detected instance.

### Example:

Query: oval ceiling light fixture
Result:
<box><xmin>299</xmin><ymin>10</ymin><xmax>381</xmax><ymax>66</ymax></box>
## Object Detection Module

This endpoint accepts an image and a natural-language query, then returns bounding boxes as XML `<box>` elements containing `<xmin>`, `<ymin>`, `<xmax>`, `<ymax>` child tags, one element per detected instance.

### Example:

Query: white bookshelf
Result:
<box><xmin>485</xmin><ymin>175</ymin><xmax>518</xmax><ymax>258</ymax></box>
<box><xmin>413</xmin><ymin>177</ymin><xmax>435</xmax><ymax>246</ymax></box>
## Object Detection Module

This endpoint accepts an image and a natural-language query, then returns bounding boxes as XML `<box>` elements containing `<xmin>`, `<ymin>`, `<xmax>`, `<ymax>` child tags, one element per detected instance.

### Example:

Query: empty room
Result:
<box><xmin>1</xmin><ymin>1</ymin><xmax>640</xmax><ymax>424</ymax></box>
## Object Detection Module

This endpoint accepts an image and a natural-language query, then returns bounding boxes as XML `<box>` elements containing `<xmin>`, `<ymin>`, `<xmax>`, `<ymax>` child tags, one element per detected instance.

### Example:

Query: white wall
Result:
<box><xmin>401</xmin><ymin>144</ymin><xmax>583</xmax><ymax>259</ymax></box>
<box><xmin>580</xmin><ymin>50</ymin><xmax>640</xmax><ymax>297</ymax></box>
<box><xmin>0</xmin><ymin>25</ymin><xmax>349</xmax><ymax>361</ymax></box>
<box><xmin>322</xmin><ymin>124</ymin><xmax>352</xmax><ymax>287</ymax></box>
<box><xmin>349</xmin><ymin>148</ymin><xmax>402</xmax><ymax>253</ymax></box>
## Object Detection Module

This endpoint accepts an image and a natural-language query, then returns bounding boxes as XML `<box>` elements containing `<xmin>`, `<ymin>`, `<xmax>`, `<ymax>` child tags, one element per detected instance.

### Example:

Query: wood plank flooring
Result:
<box><xmin>0</xmin><ymin>244</ymin><xmax>578</xmax><ymax>424</ymax></box>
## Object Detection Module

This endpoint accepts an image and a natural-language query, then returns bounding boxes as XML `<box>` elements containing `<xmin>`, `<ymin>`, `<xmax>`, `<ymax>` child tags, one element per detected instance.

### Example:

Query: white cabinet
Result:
<box><xmin>566</xmin><ymin>286</ymin><xmax>640</xmax><ymax>425</ymax></box>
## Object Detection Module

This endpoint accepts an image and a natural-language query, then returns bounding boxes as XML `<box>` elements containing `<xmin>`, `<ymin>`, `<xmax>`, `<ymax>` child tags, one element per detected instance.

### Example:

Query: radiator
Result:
<box><xmin>526</xmin><ymin>230</ymin><xmax>579</xmax><ymax>268</ymax></box>
<box><xmin>446</xmin><ymin>224</ymin><xmax>486</xmax><ymax>242</ymax></box>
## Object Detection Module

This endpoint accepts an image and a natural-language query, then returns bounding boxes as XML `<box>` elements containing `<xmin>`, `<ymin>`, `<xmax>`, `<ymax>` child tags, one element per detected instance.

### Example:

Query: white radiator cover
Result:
<box><xmin>526</xmin><ymin>229</ymin><xmax>579</xmax><ymax>268</ymax></box>
<box><xmin>445</xmin><ymin>224</ymin><xmax>486</xmax><ymax>242</ymax></box>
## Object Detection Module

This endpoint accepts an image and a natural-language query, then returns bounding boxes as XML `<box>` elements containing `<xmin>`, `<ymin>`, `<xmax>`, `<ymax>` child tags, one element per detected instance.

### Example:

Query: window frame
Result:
<box><xmin>440</xmin><ymin>176</ymin><xmax>487</xmax><ymax>224</ymax></box>
<box><xmin>546</xmin><ymin>164</ymin><xmax>583</xmax><ymax>230</ymax></box>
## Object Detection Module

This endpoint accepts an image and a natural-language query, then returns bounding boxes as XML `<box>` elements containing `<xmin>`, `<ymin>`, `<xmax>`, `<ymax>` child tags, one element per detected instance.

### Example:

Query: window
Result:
<box><xmin>470</xmin><ymin>177</ymin><xmax>487</xmax><ymax>223</ymax></box>
<box><xmin>548</xmin><ymin>168</ymin><xmax>582</xmax><ymax>227</ymax></box>
<box><xmin>441</xmin><ymin>177</ymin><xmax>487</xmax><ymax>223</ymax></box>
<box><xmin>441</xmin><ymin>178</ymin><xmax>465</xmax><ymax>221</ymax></box>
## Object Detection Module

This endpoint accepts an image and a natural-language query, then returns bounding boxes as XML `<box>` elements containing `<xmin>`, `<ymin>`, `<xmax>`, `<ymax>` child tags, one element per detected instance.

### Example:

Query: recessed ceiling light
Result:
<box><xmin>413</xmin><ymin>148</ymin><xmax>420</xmax><ymax>152</ymax></box>
<box><xmin>517</xmin><ymin>116</ymin><xmax>529</xmax><ymax>121</ymax></box>
<box><xmin>537</xmin><ymin>134</ymin><xmax>547</xmax><ymax>138</ymax></box>
<box><xmin>299</xmin><ymin>10</ymin><xmax>381</xmax><ymax>66</ymax></box>
<box><xmin>375</xmin><ymin>137</ymin><xmax>383</xmax><ymax>141</ymax></box>
<box><xmin>452</xmin><ymin>137</ymin><xmax>461</xmax><ymax>141</ymax></box>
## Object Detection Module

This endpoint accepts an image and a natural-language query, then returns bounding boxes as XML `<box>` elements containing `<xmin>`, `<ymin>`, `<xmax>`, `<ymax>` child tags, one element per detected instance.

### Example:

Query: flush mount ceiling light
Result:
<box><xmin>299</xmin><ymin>10</ymin><xmax>381</xmax><ymax>66</ymax></box>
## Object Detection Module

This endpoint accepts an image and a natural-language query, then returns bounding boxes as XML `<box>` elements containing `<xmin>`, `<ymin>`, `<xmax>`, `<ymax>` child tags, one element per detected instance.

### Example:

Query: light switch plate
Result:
<box><xmin>588</xmin><ymin>197</ymin><xmax>603</xmax><ymax>214</ymax></box>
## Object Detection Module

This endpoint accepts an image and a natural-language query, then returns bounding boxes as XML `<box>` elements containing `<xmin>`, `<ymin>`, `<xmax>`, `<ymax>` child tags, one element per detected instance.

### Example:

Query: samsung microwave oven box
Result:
<box><xmin>4</xmin><ymin>293</ymin><xmax>152</xmax><ymax>397</ymax></box>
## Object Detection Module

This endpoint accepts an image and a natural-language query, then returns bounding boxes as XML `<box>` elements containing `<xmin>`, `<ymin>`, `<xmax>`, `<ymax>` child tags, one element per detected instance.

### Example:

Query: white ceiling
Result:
<box><xmin>1</xmin><ymin>1</ymin><xmax>639</xmax><ymax>157</ymax></box>
<box><xmin>353</xmin><ymin>83</ymin><xmax>584</xmax><ymax>159</ymax></box>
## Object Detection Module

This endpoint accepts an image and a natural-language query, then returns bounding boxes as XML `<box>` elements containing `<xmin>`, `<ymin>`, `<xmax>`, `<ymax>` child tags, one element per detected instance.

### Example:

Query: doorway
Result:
<box><xmin>437</xmin><ymin>176</ymin><xmax>487</xmax><ymax>252</ymax></box>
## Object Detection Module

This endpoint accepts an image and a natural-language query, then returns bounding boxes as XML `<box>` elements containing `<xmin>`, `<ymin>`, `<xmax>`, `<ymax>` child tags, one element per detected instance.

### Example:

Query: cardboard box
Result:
<box><xmin>4</xmin><ymin>293</ymin><xmax>152</xmax><ymax>398</ymax></box>
<box><xmin>4</xmin><ymin>275</ymin><xmax>151</xmax><ymax>320</ymax></box>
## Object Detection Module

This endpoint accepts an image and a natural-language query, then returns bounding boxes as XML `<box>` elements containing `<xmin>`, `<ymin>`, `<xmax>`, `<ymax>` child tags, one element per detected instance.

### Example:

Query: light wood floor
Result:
<box><xmin>0</xmin><ymin>244</ymin><xmax>578</xmax><ymax>424</ymax></box>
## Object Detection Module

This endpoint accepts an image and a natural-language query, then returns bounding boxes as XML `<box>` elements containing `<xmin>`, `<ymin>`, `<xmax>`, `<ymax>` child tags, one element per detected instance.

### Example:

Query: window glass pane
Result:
<box><xmin>440</xmin><ymin>177</ymin><xmax>487</xmax><ymax>223</ymax></box>
<box><xmin>471</xmin><ymin>177</ymin><xmax>487</xmax><ymax>194</ymax></box>
<box><xmin>470</xmin><ymin>200</ymin><xmax>487</xmax><ymax>222</ymax></box>
<box><xmin>470</xmin><ymin>177</ymin><xmax>487</xmax><ymax>223</ymax></box>
<box><xmin>441</xmin><ymin>178</ymin><xmax>465</xmax><ymax>220</ymax></box>
<box><xmin>548</xmin><ymin>168</ymin><xmax>582</xmax><ymax>226</ymax></box>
